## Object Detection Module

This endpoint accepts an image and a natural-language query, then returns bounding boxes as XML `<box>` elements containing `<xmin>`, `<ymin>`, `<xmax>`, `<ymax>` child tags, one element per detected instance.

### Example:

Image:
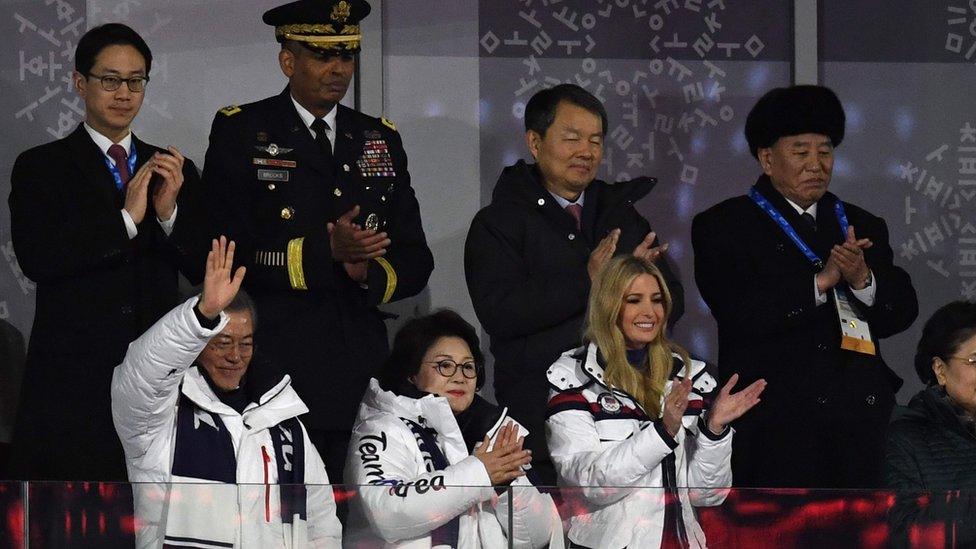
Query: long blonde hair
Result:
<box><xmin>584</xmin><ymin>255</ymin><xmax>689</xmax><ymax>417</ymax></box>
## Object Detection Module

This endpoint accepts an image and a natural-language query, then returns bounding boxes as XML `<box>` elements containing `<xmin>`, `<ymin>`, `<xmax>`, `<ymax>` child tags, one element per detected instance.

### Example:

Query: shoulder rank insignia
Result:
<box><xmin>219</xmin><ymin>105</ymin><xmax>242</xmax><ymax>117</ymax></box>
<box><xmin>381</xmin><ymin>117</ymin><xmax>397</xmax><ymax>131</ymax></box>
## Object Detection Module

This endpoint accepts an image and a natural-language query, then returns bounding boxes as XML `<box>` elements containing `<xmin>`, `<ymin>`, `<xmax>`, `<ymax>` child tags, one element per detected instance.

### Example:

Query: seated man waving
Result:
<box><xmin>112</xmin><ymin>237</ymin><xmax>341</xmax><ymax>548</ymax></box>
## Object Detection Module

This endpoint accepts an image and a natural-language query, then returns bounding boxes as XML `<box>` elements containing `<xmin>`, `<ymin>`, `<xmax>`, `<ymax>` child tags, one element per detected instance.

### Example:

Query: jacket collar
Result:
<box><xmin>181</xmin><ymin>367</ymin><xmax>307</xmax><ymax>432</ymax></box>
<box><xmin>361</xmin><ymin>379</ymin><xmax>479</xmax><ymax>462</ymax></box>
<box><xmin>491</xmin><ymin>159</ymin><xmax>655</xmax><ymax>207</ymax></box>
<box><xmin>753</xmin><ymin>174</ymin><xmax>843</xmax><ymax>246</ymax></box>
<box><xmin>65</xmin><ymin>124</ymin><xmax>124</xmax><ymax>203</ymax></box>
<box><xmin>550</xmin><ymin>343</ymin><xmax>644</xmax><ymax>409</ymax></box>
<box><xmin>267</xmin><ymin>88</ymin><xmax>335</xmax><ymax>177</ymax></box>
<box><xmin>907</xmin><ymin>386</ymin><xmax>976</xmax><ymax>440</ymax></box>
<box><xmin>490</xmin><ymin>160</ymin><xmax>657</xmax><ymax>242</ymax></box>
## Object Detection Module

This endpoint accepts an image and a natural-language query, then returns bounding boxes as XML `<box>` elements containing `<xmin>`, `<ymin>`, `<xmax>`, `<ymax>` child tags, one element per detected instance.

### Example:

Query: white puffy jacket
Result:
<box><xmin>111</xmin><ymin>296</ymin><xmax>342</xmax><ymax>548</ymax></box>
<box><xmin>546</xmin><ymin>344</ymin><xmax>732</xmax><ymax>549</ymax></box>
<box><xmin>344</xmin><ymin>378</ymin><xmax>564</xmax><ymax>548</ymax></box>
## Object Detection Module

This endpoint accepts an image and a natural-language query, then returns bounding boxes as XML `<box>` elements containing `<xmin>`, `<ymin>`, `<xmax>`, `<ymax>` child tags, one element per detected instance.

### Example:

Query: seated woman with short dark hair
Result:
<box><xmin>344</xmin><ymin>310</ymin><xmax>563</xmax><ymax>548</ymax></box>
<box><xmin>886</xmin><ymin>300</ymin><xmax>976</xmax><ymax>547</ymax></box>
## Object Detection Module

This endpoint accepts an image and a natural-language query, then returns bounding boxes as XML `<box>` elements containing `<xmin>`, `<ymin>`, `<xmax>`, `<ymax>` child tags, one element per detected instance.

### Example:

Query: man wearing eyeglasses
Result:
<box><xmin>7</xmin><ymin>23</ymin><xmax>204</xmax><ymax>481</ymax></box>
<box><xmin>112</xmin><ymin>237</ymin><xmax>342</xmax><ymax>548</ymax></box>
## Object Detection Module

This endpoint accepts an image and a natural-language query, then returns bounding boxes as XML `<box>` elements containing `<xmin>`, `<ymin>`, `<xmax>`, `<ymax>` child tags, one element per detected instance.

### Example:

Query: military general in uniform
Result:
<box><xmin>201</xmin><ymin>0</ymin><xmax>433</xmax><ymax>483</ymax></box>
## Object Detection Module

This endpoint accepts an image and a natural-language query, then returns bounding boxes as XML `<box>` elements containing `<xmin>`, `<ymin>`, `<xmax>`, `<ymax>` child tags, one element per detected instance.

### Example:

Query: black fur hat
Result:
<box><xmin>745</xmin><ymin>85</ymin><xmax>846</xmax><ymax>158</ymax></box>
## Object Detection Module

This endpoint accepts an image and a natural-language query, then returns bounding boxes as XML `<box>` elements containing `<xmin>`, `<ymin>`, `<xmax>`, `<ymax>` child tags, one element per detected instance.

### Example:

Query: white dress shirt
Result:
<box><xmin>784</xmin><ymin>198</ymin><xmax>876</xmax><ymax>306</ymax></box>
<box><xmin>548</xmin><ymin>189</ymin><xmax>585</xmax><ymax>210</ymax></box>
<box><xmin>291</xmin><ymin>95</ymin><xmax>337</xmax><ymax>153</ymax></box>
<box><xmin>84</xmin><ymin>123</ymin><xmax>177</xmax><ymax>239</ymax></box>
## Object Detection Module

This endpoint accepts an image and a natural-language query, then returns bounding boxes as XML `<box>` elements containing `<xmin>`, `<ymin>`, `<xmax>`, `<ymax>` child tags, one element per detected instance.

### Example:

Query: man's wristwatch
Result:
<box><xmin>860</xmin><ymin>270</ymin><xmax>873</xmax><ymax>289</ymax></box>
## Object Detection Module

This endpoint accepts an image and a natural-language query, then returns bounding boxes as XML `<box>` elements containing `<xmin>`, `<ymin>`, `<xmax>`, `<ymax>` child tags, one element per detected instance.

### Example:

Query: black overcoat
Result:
<box><xmin>7</xmin><ymin>125</ymin><xmax>203</xmax><ymax>480</ymax></box>
<box><xmin>692</xmin><ymin>174</ymin><xmax>918</xmax><ymax>488</ymax></box>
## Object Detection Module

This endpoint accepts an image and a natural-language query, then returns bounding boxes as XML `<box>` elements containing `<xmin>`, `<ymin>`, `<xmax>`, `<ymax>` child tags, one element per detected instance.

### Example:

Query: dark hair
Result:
<box><xmin>524</xmin><ymin>83</ymin><xmax>608</xmax><ymax>137</ymax></box>
<box><xmin>75</xmin><ymin>23</ymin><xmax>152</xmax><ymax>77</ymax></box>
<box><xmin>225</xmin><ymin>289</ymin><xmax>258</xmax><ymax>332</ymax></box>
<box><xmin>379</xmin><ymin>310</ymin><xmax>485</xmax><ymax>393</ymax></box>
<box><xmin>914</xmin><ymin>301</ymin><xmax>976</xmax><ymax>385</ymax></box>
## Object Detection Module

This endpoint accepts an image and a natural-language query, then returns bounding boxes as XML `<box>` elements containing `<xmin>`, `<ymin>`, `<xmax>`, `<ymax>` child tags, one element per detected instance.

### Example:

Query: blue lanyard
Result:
<box><xmin>748</xmin><ymin>186</ymin><xmax>850</xmax><ymax>271</ymax></box>
<box><xmin>103</xmin><ymin>143</ymin><xmax>138</xmax><ymax>191</ymax></box>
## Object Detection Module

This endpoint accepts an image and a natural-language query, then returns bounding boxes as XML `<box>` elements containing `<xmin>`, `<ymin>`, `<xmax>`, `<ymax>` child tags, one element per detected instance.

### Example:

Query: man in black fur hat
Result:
<box><xmin>691</xmin><ymin>85</ymin><xmax>918</xmax><ymax>488</ymax></box>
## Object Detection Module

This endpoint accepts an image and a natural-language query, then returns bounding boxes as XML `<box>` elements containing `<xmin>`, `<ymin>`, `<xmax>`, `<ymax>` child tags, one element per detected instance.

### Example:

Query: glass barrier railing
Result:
<box><xmin>1</xmin><ymin>482</ymin><xmax>974</xmax><ymax>547</ymax></box>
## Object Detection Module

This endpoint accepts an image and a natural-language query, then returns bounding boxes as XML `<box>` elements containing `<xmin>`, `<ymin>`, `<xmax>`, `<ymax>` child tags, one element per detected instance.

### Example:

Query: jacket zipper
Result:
<box><xmin>262</xmin><ymin>446</ymin><xmax>272</xmax><ymax>523</ymax></box>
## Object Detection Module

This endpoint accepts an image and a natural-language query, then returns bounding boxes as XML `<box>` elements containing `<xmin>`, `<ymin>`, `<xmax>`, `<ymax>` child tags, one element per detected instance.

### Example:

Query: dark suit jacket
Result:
<box><xmin>201</xmin><ymin>89</ymin><xmax>433</xmax><ymax>432</ymax></box>
<box><xmin>692</xmin><ymin>174</ymin><xmax>918</xmax><ymax>487</ymax></box>
<box><xmin>7</xmin><ymin>124</ymin><xmax>203</xmax><ymax>480</ymax></box>
<box><xmin>465</xmin><ymin>160</ymin><xmax>684</xmax><ymax>484</ymax></box>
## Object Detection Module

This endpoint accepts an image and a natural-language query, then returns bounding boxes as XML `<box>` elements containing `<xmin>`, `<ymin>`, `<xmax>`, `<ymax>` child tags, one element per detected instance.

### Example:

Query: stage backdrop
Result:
<box><xmin>820</xmin><ymin>0</ymin><xmax>976</xmax><ymax>398</ymax></box>
<box><xmin>2</xmin><ymin>2</ymin><xmax>969</xmax><ymax>442</ymax></box>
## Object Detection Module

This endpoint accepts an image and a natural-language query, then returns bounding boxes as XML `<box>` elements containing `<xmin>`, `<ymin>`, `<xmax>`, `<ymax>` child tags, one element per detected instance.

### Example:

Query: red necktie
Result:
<box><xmin>565</xmin><ymin>203</ymin><xmax>583</xmax><ymax>232</ymax></box>
<box><xmin>107</xmin><ymin>143</ymin><xmax>131</xmax><ymax>189</ymax></box>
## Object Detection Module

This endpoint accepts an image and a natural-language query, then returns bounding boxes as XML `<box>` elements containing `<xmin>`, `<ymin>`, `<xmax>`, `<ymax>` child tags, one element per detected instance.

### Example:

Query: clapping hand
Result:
<box><xmin>662</xmin><ymin>376</ymin><xmax>693</xmax><ymax>438</ymax></box>
<box><xmin>588</xmin><ymin>229</ymin><xmax>620</xmax><ymax>282</ymax></box>
<box><xmin>328</xmin><ymin>205</ymin><xmax>391</xmax><ymax>283</ymax></box>
<box><xmin>328</xmin><ymin>205</ymin><xmax>391</xmax><ymax>263</ymax></box>
<box><xmin>706</xmin><ymin>374</ymin><xmax>766</xmax><ymax>435</ymax></box>
<box><xmin>123</xmin><ymin>160</ymin><xmax>154</xmax><ymax>225</ymax></box>
<box><xmin>198</xmin><ymin>236</ymin><xmax>246</xmax><ymax>320</ymax></box>
<box><xmin>830</xmin><ymin>225</ymin><xmax>873</xmax><ymax>290</ymax></box>
<box><xmin>633</xmin><ymin>231</ymin><xmax>669</xmax><ymax>263</ymax></box>
<box><xmin>818</xmin><ymin>226</ymin><xmax>873</xmax><ymax>292</ymax></box>
<box><xmin>473</xmin><ymin>421</ymin><xmax>531</xmax><ymax>486</ymax></box>
<box><xmin>150</xmin><ymin>146</ymin><xmax>186</xmax><ymax>221</ymax></box>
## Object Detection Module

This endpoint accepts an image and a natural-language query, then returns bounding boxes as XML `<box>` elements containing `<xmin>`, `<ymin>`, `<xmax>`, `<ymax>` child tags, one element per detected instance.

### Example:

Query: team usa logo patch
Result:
<box><xmin>597</xmin><ymin>392</ymin><xmax>622</xmax><ymax>414</ymax></box>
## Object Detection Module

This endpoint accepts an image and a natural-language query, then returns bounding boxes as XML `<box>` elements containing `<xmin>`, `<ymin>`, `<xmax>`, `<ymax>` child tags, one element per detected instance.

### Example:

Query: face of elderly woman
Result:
<box><xmin>934</xmin><ymin>332</ymin><xmax>976</xmax><ymax>415</ymax></box>
<box><xmin>616</xmin><ymin>273</ymin><xmax>665</xmax><ymax>350</ymax></box>
<box><xmin>410</xmin><ymin>336</ymin><xmax>477</xmax><ymax>414</ymax></box>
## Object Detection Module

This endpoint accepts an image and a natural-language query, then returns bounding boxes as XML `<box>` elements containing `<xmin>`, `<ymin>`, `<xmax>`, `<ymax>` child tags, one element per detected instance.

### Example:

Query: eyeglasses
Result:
<box><xmin>947</xmin><ymin>355</ymin><xmax>976</xmax><ymax>366</ymax></box>
<box><xmin>424</xmin><ymin>359</ymin><xmax>479</xmax><ymax>379</ymax></box>
<box><xmin>208</xmin><ymin>340</ymin><xmax>254</xmax><ymax>357</ymax></box>
<box><xmin>87</xmin><ymin>73</ymin><xmax>150</xmax><ymax>92</ymax></box>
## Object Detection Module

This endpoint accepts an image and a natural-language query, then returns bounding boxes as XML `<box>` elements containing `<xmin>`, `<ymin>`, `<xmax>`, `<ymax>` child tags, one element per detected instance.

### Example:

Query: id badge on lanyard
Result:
<box><xmin>749</xmin><ymin>187</ymin><xmax>876</xmax><ymax>355</ymax></box>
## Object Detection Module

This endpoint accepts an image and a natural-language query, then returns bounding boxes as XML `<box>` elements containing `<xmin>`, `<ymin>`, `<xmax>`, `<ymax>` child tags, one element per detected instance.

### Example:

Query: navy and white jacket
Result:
<box><xmin>344</xmin><ymin>378</ymin><xmax>564</xmax><ymax>548</ymax></box>
<box><xmin>111</xmin><ymin>297</ymin><xmax>342</xmax><ymax>548</ymax></box>
<box><xmin>546</xmin><ymin>343</ymin><xmax>732</xmax><ymax>549</ymax></box>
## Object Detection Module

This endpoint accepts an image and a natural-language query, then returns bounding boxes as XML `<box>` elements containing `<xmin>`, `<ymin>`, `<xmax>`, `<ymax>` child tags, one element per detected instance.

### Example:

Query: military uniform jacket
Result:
<box><xmin>691</xmin><ymin>174</ymin><xmax>918</xmax><ymax>487</ymax></box>
<box><xmin>8</xmin><ymin>124</ymin><xmax>204</xmax><ymax>480</ymax></box>
<box><xmin>202</xmin><ymin>89</ymin><xmax>433</xmax><ymax>430</ymax></box>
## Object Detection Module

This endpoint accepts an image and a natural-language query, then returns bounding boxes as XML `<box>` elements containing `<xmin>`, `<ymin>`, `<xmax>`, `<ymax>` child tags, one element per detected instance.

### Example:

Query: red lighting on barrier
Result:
<box><xmin>6</xmin><ymin>500</ymin><xmax>24</xmax><ymax>547</ymax></box>
<box><xmin>333</xmin><ymin>486</ymin><xmax>357</xmax><ymax>503</ymax></box>
<box><xmin>120</xmin><ymin>513</ymin><xmax>136</xmax><ymax>535</ymax></box>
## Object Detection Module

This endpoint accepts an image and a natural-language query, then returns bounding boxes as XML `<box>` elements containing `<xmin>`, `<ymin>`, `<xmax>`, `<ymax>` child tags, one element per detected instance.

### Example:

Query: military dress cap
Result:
<box><xmin>263</xmin><ymin>0</ymin><xmax>371</xmax><ymax>53</ymax></box>
<box><xmin>744</xmin><ymin>85</ymin><xmax>846</xmax><ymax>158</ymax></box>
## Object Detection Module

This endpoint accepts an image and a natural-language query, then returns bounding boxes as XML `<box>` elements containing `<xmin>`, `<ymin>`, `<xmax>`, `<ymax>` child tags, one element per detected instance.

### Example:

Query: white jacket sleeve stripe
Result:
<box><xmin>547</xmin><ymin>408</ymin><xmax>675</xmax><ymax>504</ymax></box>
